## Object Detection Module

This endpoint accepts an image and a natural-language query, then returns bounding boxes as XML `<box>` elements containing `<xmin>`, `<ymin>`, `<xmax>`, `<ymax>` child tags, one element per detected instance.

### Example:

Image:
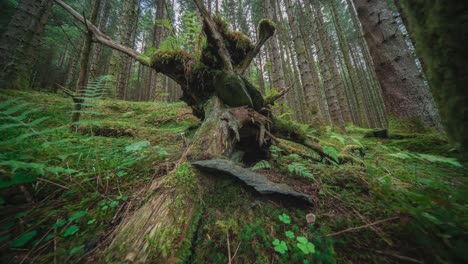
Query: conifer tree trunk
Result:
<box><xmin>0</xmin><ymin>0</ymin><xmax>52</xmax><ymax>89</ymax></box>
<box><xmin>149</xmin><ymin>0</ymin><xmax>166</xmax><ymax>101</ymax></box>
<box><xmin>284</xmin><ymin>0</ymin><xmax>326</xmax><ymax>124</ymax></box>
<box><xmin>264</xmin><ymin>0</ymin><xmax>287</xmax><ymax>95</ymax></box>
<box><xmin>329</xmin><ymin>0</ymin><xmax>361</xmax><ymax>125</ymax></box>
<box><xmin>71</xmin><ymin>0</ymin><xmax>101</xmax><ymax>125</ymax></box>
<box><xmin>353</xmin><ymin>0</ymin><xmax>441</xmax><ymax>129</ymax></box>
<box><xmin>116</xmin><ymin>0</ymin><xmax>137</xmax><ymax>100</ymax></box>
<box><xmin>345</xmin><ymin>0</ymin><xmax>387</xmax><ymax>128</ymax></box>
<box><xmin>308</xmin><ymin>0</ymin><xmax>345</xmax><ymax>127</ymax></box>
<box><xmin>89</xmin><ymin>0</ymin><xmax>112</xmax><ymax>79</ymax></box>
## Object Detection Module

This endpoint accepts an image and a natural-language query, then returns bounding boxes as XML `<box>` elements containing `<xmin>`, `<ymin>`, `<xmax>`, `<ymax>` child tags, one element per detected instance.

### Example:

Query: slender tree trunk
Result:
<box><xmin>148</xmin><ymin>0</ymin><xmax>167</xmax><ymax>101</ymax></box>
<box><xmin>308</xmin><ymin>0</ymin><xmax>345</xmax><ymax>127</ymax></box>
<box><xmin>353</xmin><ymin>0</ymin><xmax>441</xmax><ymax>129</ymax></box>
<box><xmin>329</xmin><ymin>0</ymin><xmax>360</xmax><ymax>125</ymax></box>
<box><xmin>116</xmin><ymin>0</ymin><xmax>137</xmax><ymax>100</ymax></box>
<box><xmin>89</xmin><ymin>0</ymin><xmax>112</xmax><ymax>79</ymax></box>
<box><xmin>71</xmin><ymin>0</ymin><xmax>101</xmax><ymax>125</ymax></box>
<box><xmin>264</xmin><ymin>0</ymin><xmax>287</xmax><ymax>95</ymax></box>
<box><xmin>284</xmin><ymin>0</ymin><xmax>326</xmax><ymax>124</ymax></box>
<box><xmin>345</xmin><ymin>0</ymin><xmax>387</xmax><ymax>128</ymax></box>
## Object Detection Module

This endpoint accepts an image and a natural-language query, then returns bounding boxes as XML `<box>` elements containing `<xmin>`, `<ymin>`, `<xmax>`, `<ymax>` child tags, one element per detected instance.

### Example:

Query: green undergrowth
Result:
<box><xmin>1</xmin><ymin>89</ymin><xmax>466</xmax><ymax>263</ymax></box>
<box><xmin>0</xmin><ymin>90</ymin><xmax>198</xmax><ymax>263</ymax></box>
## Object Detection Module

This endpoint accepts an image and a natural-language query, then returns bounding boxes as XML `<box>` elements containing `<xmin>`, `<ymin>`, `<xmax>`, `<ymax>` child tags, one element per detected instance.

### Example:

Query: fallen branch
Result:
<box><xmin>325</xmin><ymin>216</ymin><xmax>399</xmax><ymax>237</ymax></box>
<box><xmin>53</xmin><ymin>0</ymin><xmax>150</xmax><ymax>67</ymax></box>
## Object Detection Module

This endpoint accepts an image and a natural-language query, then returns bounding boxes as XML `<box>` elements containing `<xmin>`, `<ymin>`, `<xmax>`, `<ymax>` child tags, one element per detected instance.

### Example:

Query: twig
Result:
<box><xmin>226</xmin><ymin>230</ymin><xmax>232</xmax><ymax>264</ymax></box>
<box><xmin>37</xmin><ymin>177</ymin><xmax>69</xmax><ymax>190</ymax></box>
<box><xmin>264</xmin><ymin>82</ymin><xmax>295</xmax><ymax>105</ymax></box>
<box><xmin>352</xmin><ymin>208</ymin><xmax>393</xmax><ymax>246</ymax></box>
<box><xmin>325</xmin><ymin>216</ymin><xmax>399</xmax><ymax>237</ymax></box>
<box><xmin>231</xmin><ymin>242</ymin><xmax>241</xmax><ymax>262</ymax></box>
<box><xmin>374</xmin><ymin>250</ymin><xmax>424</xmax><ymax>263</ymax></box>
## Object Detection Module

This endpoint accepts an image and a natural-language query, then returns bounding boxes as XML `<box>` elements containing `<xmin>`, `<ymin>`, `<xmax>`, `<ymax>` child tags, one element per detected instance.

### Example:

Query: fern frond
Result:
<box><xmin>252</xmin><ymin>160</ymin><xmax>271</xmax><ymax>170</ymax></box>
<box><xmin>287</xmin><ymin>162</ymin><xmax>314</xmax><ymax>179</ymax></box>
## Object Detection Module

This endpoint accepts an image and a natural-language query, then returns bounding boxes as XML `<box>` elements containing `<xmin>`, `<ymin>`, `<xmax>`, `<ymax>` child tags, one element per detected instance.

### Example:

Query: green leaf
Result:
<box><xmin>272</xmin><ymin>238</ymin><xmax>280</xmax><ymax>246</ymax></box>
<box><xmin>323</xmin><ymin>146</ymin><xmax>339</xmax><ymax>163</ymax></box>
<box><xmin>15</xmin><ymin>212</ymin><xmax>28</xmax><ymax>218</ymax></box>
<box><xmin>87</xmin><ymin>219</ymin><xmax>96</xmax><ymax>225</ymax></box>
<box><xmin>12</xmin><ymin>172</ymin><xmax>37</xmax><ymax>186</ymax></box>
<box><xmin>350</xmin><ymin>137</ymin><xmax>363</xmax><ymax>147</ymax></box>
<box><xmin>0</xmin><ymin>160</ymin><xmax>45</xmax><ymax>175</ymax></box>
<box><xmin>417</xmin><ymin>153</ymin><xmax>462</xmax><ymax>167</ymax></box>
<box><xmin>63</xmin><ymin>225</ymin><xmax>79</xmax><ymax>237</ymax></box>
<box><xmin>44</xmin><ymin>234</ymin><xmax>55</xmax><ymax>242</ymax></box>
<box><xmin>69</xmin><ymin>244</ymin><xmax>85</xmax><ymax>255</ymax></box>
<box><xmin>330</xmin><ymin>134</ymin><xmax>345</xmax><ymax>144</ymax></box>
<box><xmin>251</xmin><ymin>160</ymin><xmax>271</xmax><ymax>170</ymax></box>
<box><xmin>10</xmin><ymin>230</ymin><xmax>37</xmax><ymax>247</ymax></box>
<box><xmin>306</xmin><ymin>242</ymin><xmax>316</xmax><ymax>253</ymax></box>
<box><xmin>0</xmin><ymin>234</ymin><xmax>11</xmax><ymax>243</ymax></box>
<box><xmin>287</xmin><ymin>163</ymin><xmax>314</xmax><ymax>178</ymax></box>
<box><xmin>108</xmin><ymin>200</ymin><xmax>119</xmax><ymax>207</ymax></box>
<box><xmin>297</xmin><ymin>236</ymin><xmax>308</xmax><ymax>244</ymax></box>
<box><xmin>0</xmin><ymin>222</ymin><xmax>14</xmax><ymax>231</ymax></box>
<box><xmin>3</xmin><ymin>103</ymin><xmax>30</xmax><ymax>115</ymax></box>
<box><xmin>125</xmin><ymin>141</ymin><xmax>150</xmax><ymax>152</ymax></box>
<box><xmin>54</xmin><ymin>219</ymin><xmax>67</xmax><ymax>229</ymax></box>
<box><xmin>297</xmin><ymin>242</ymin><xmax>309</xmax><ymax>254</ymax></box>
<box><xmin>272</xmin><ymin>239</ymin><xmax>288</xmax><ymax>254</ymax></box>
<box><xmin>0</xmin><ymin>98</ymin><xmax>21</xmax><ymax>110</ymax></box>
<box><xmin>279</xmin><ymin>213</ymin><xmax>291</xmax><ymax>224</ymax></box>
<box><xmin>285</xmin><ymin>230</ymin><xmax>295</xmax><ymax>238</ymax></box>
<box><xmin>68</xmin><ymin>211</ymin><xmax>87</xmax><ymax>222</ymax></box>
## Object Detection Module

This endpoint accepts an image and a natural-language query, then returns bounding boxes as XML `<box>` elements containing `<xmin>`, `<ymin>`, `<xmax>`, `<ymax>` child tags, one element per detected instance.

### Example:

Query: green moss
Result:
<box><xmin>151</xmin><ymin>49</ymin><xmax>193</xmax><ymax>67</ymax></box>
<box><xmin>258</xmin><ymin>19</ymin><xmax>276</xmax><ymax>40</ymax></box>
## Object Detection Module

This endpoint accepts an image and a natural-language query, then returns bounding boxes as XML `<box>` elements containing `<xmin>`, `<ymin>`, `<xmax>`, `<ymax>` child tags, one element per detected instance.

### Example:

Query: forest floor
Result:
<box><xmin>0</xmin><ymin>90</ymin><xmax>466</xmax><ymax>263</ymax></box>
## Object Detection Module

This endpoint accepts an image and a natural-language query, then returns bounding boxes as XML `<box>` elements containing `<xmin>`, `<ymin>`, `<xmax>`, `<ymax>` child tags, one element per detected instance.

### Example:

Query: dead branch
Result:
<box><xmin>53</xmin><ymin>0</ymin><xmax>150</xmax><ymax>67</ymax></box>
<box><xmin>325</xmin><ymin>216</ymin><xmax>399</xmax><ymax>237</ymax></box>
<box><xmin>264</xmin><ymin>82</ymin><xmax>295</xmax><ymax>105</ymax></box>
<box><xmin>237</xmin><ymin>23</ymin><xmax>275</xmax><ymax>74</ymax></box>
<box><xmin>193</xmin><ymin>0</ymin><xmax>233</xmax><ymax>71</ymax></box>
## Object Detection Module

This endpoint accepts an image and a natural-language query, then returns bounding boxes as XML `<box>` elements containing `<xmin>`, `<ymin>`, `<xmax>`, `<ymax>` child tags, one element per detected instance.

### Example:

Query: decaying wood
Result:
<box><xmin>193</xmin><ymin>0</ymin><xmax>233</xmax><ymax>71</ymax></box>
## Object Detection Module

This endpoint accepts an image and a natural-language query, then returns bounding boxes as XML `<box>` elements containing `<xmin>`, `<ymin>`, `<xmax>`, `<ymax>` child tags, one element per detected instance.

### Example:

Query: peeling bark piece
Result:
<box><xmin>192</xmin><ymin>159</ymin><xmax>313</xmax><ymax>204</ymax></box>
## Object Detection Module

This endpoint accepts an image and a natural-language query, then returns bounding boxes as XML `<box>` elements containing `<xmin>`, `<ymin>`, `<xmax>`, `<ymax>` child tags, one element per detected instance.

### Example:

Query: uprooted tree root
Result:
<box><xmin>88</xmin><ymin>98</ymin><xmax>357</xmax><ymax>262</ymax></box>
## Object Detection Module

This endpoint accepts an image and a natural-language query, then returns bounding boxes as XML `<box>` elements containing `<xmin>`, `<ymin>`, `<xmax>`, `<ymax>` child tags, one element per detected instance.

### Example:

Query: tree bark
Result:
<box><xmin>71</xmin><ymin>0</ymin><xmax>101</xmax><ymax>125</ymax></box>
<box><xmin>284</xmin><ymin>0</ymin><xmax>325</xmax><ymax>124</ymax></box>
<box><xmin>353</xmin><ymin>0</ymin><xmax>442</xmax><ymax>129</ymax></box>
<box><xmin>399</xmin><ymin>0</ymin><xmax>467</xmax><ymax>150</ymax></box>
<box><xmin>0</xmin><ymin>0</ymin><xmax>52</xmax><ymax>90</ymax></box>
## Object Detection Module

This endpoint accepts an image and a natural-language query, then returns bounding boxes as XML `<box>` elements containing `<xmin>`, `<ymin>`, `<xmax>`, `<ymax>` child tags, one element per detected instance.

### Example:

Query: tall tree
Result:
<box><xmin>71</xmin><ymin>0</ymin><xmax>102</xmax><ymax>125</ymax></box>
<box><xmin>0</xmin><ymin>0</ymin><xmax>52</xmax><ymax>89</ymax></box>
<box><xmin>399</xmin><ymin>0</ymin><xmax>468</xmax><ymax>151</ymax></box>
<box><xmin>284</xmin><ymin>0</ymin><xmax>327</xmax><ymax>124</ymax></box>
<box><xmin>353</xmin><ymin>0</ymin><xmax>441</xmax><ymax>129</ymax></box>
<box><xmin>264</xmin><ymin>0</ymin><xmax>286</xmax><ymax>95</ymax></box>
<box><xmin>115</xmin><ymin>0</ymin><xmax>138</xmax><ymax>100</ymax></box>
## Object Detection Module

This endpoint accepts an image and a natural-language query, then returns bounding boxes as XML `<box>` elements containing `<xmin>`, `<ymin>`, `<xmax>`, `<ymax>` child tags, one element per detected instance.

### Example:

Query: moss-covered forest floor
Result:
<box><xmin>0</xmin><ymin>90</ymin><xmax>466</xmax><ymax>263</ymax></box>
